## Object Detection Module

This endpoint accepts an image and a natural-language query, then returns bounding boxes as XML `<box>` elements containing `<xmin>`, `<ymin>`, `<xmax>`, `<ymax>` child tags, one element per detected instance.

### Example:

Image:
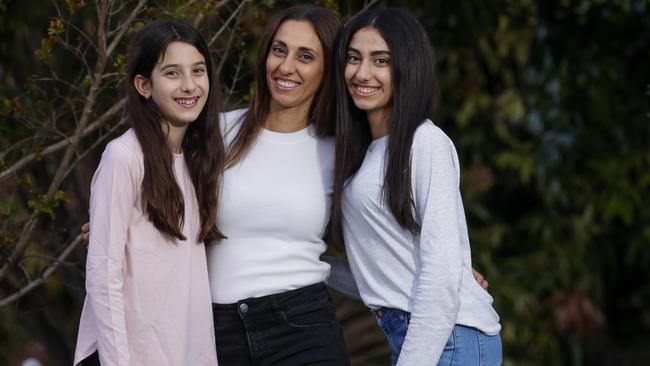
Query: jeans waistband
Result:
<box><xmin>212</xmin><ymin>282</ymin><xmax>330</xmax><ymax>315</ymax></box>
<box><xmin>371</xmin><ymin>307</ymin><xmax>410</xmax><ymax>321</ymax></box>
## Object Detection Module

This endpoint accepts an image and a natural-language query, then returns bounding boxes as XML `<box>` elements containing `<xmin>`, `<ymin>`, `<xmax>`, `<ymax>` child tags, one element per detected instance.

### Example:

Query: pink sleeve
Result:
<box><xmin>86</xmin><ymin>140</ymin><xmax>140</xmax><ymax>366</ymax></box>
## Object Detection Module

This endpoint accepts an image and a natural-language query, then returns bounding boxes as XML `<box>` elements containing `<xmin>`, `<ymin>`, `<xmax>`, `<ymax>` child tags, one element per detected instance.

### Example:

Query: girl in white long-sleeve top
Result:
<box><xmin>74</xmin><ymin>20</ymin><xmax>223</xmax><ymax>366</ymax></box>
<box><xmin>329</xmin><ymin>8</ymin><xmax>502</xmax><ymax>366</ymax></box>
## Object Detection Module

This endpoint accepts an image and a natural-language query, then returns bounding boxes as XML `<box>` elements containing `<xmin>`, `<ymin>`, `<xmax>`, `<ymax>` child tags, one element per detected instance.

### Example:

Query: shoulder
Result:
<box><xmin>311</xmin><ymin>126</ymin><xmax>335</xmax><ymax>147</ymax></box>
<box><xmin>413</xmin><ymin>120</ymin><xmax>454</xmax><ymax>150</ymax></box>
<box><xmin>316</xmin><ymin>135</ymin><xmax>336</xmax><ymax>165</ymax></box>
<box><xmin>101</xmin><ymin>129</ymin><xmax>143</xmax><ymax>168</ymax></box>
<box><xmin>220</xmin><ymin>108</ymin><xmax>248</xmax><ymax>142</ymax></box>
<box><xmin>411</xmin><ymin>120</ymin><xmax>459</xmax><ymax>170</ymax></box>
<box><xmin>303</xmin><ymin>124</ymin><xmax>335</xmax><ymax>162</ymax></box>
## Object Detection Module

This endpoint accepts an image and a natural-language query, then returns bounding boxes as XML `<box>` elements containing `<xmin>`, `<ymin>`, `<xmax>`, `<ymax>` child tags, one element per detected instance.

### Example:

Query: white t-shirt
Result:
<box><xmin>342</xmin><ymin>121</ymin><xmax>501</xmax><ymax>365</ymax></box>
<box><xmin>207</xmin><ymin>109</ymin><xmax>334</xmax><ymax>304</ymax></box>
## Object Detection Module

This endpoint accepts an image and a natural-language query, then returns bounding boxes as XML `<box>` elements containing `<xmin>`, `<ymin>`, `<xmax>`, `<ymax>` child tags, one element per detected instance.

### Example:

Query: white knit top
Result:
<box><xmin>342</xmin><ymin>121</ymin><xmax>501</xmax><ymax>365</ymax></box>
<box><xmin>207</xmin><ymin>109</ymin><xmax>334</xmax><ymax>304</ymax></box>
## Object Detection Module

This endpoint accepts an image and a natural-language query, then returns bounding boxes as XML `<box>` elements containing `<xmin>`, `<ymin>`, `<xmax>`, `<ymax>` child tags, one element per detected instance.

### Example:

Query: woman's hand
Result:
<box><xmin>82</xmin><ymin>222</ymin><xmax>90</xmax><ymax>247</ymax></box>
<box><xmin>472</xmin><ymin>268</ymin><xmax>489</xmax><ymax>290</ymax></box>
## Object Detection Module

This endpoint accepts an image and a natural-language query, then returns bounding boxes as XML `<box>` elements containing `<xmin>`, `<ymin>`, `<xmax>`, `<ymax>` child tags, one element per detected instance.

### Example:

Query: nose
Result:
<box><xmin>180</xmin><ymin>73</ymin><xmax>196</xmax><ymax>93</ymax></box>
<box><xmin>278</xmin><ymin>56</ymin><xmax>296</xmax><ymax>75</ymax></box>
<box><xmin>354</xmin><ymin>60</ymin><xmax>372</xmax><ymax>82</ymax></box>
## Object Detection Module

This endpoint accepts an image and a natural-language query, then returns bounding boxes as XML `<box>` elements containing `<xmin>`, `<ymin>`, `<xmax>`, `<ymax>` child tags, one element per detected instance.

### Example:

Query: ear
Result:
<box><xmin>133</xmin><ymin>75</ymin><xmax>152</xmax><ymax>98</ymax></box>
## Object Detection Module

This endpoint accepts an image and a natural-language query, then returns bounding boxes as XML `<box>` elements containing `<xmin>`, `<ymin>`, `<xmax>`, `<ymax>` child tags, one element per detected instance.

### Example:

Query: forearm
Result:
<box><xmin>322</xmin><ymin>255</ymin><xmax>362</xmax><ymax>300</ymax></box>
<box><xmin>85</xmin><ymin>251</ymin><xmax>130</xmax><ymax>365</ymax></box>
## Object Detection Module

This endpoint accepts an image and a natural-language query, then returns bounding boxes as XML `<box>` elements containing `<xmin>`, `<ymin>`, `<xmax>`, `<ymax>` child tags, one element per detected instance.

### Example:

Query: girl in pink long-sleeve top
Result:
<box><xmin>74</xmin><ymin>19</ymin><xmax>224</xmax><ymax>366</ymax></box>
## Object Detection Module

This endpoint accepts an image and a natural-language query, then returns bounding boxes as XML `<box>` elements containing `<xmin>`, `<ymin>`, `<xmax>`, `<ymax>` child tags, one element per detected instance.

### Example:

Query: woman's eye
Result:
<box><xmin>375</xmin><ymin>58</ymin><xmax>389</xmax><ymax>65</ymax></box>
<box><xmin>299</xmin><ymin>54</ymin><xmax>314</xmax><ymax>62</ymax></box>
<box><xmin>346</xmin><ymin>54</ymin><xmax>360</xmax><ymax>63</ymax></box>
<box><xmin>272</xmin><ymin>46</ymin><xmax>286</xmax><ymax>55</ymax></box>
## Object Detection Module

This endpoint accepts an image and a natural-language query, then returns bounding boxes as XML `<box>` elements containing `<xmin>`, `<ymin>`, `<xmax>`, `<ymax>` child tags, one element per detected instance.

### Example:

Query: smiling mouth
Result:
<box><xmin>175</xmin><ymin>96</ymin><xmax>199</xmax><ymax>108</ymax></box>
<box><xmin>353</xmin><ymin>84</ymin><xmax>379</xmax><ymax>96</ymax></box>
<box><xmin>275</xmin><ymin>78</ymin><xmax>300</xmax><ymax>90</ymax></box>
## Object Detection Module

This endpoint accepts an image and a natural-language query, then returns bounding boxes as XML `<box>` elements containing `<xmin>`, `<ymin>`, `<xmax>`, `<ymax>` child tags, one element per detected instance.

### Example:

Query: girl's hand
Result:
<box><xmin>472</xmin><ymin>268</ymin><xmax>489</xmax><ymax>290</ymax></box>
<box><xmin>82</xmin><ymin>222</ymin><xmax>90</xmax><ymax>247</ymax></box>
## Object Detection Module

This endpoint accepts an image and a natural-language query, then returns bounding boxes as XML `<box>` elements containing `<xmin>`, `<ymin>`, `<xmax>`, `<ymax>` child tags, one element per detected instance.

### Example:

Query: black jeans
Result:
<box><xmin>81</xmin><ymin>351</ymin><xmax>100</xmax><ymax>366</ymax></box>
<box><xmin>213</xmin><ymin>282</ymin><xmax>350</xmax><ymax>366</ymax></box>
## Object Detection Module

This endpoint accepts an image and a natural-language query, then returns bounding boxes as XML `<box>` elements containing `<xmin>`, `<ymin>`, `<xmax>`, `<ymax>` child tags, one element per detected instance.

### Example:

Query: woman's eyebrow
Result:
<box><xmin>347</xmin><ymin>47</ymin><xmax>390</xmax><ymax>56</ymax></box>
<box><xmin>273</xmin><ymin>39</ymin><xmax>319</xmax><ymax>55</ymax></box>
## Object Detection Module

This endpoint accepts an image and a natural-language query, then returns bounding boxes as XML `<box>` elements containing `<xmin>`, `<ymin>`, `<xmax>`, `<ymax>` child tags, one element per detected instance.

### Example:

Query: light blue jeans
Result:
<box><xmin>375</xmin><ymin>307</ymin><xmax>502</xmax><ymax>366</ymax></box>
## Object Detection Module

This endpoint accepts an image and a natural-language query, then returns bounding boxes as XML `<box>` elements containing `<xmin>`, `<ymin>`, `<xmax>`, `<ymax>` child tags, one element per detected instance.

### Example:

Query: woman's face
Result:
<box><xmin>266</xmin><ymin>20</ymin><xmax>324</xmax><ymax>114</ymax></box>
<box><xmin>344</xmin><ymin>27</ymin><xmax>393</xmax><ymax>121</ymax></box>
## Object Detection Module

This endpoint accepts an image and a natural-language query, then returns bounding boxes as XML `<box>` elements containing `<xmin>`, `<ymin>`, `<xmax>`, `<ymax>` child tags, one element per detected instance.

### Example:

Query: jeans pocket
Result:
<box><xmin>281</xmin><ymin>299</ymin><xmax>333</xmax><ymax>329</ymax></box>
<box><xmin>436</xmin><ymin>328</ymin><xmax>457</xmax><ymax>366</ymax></box>
<box><xmin>376</xmin><ymin>309</ymin><xmax>410</xmax><ymax>364</ymax></box>
<box><xmin>378</xmin><ymin>309</ymin><xmax>409</xmax><ymax>335</ymax></box>
<box><xmin>444</xmin><ymin>327</ymin><xmax>456</xmax><ymax>351</ymax></box>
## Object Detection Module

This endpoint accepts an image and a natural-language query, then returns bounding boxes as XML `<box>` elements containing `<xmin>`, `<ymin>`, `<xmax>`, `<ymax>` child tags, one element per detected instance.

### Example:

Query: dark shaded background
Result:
<box><xmin>1</xmin><ymin>0</ymin><xmax>648</xmax><ymax>365</ymax></box>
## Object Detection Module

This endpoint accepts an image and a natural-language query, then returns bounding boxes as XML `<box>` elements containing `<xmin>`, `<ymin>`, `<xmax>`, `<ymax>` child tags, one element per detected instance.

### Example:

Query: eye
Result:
<box><xmin>375</xmin><ymin>58</ymin><xmax>390</xmax><ymax>66</ymax></box>
<box><xmin>298</xmin><ymin>53</ymin><xmax>314</xmax><ymax>63</ymax></box>
<box><xmin>193</xmin><ymin>67</ymin><xmax>206</xmax><ymax>74</ymax></box>
<box><xmin>165</xmin><ymin>70</ymin><xmax>179</xmax><ymax>76</ymax></box>
<box><xmin>271</xmin><ymin>45</ymin><xmax>287</xmax><ymax>56</ymax></box>
<box><xmin>346</xmin><ymin>54</ymin><xmax>360</xmax><ymax>64</ymax></box>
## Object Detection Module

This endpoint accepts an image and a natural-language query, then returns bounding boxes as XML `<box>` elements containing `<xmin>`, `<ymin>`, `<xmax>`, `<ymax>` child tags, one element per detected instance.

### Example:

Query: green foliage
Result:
<box><xmin>27</xmin><ymin>191</ymin><xmax>66</xmax><ymax>219</ymax></box>
<box><xmin>66</xmin><ymin>0</ymin><xmax>86</xmax><ymax>15</ymax></box>
<box><xmin>400</xmin><ymin>0</ymin><xmax>650</xmax><ymax>364</ymax></box>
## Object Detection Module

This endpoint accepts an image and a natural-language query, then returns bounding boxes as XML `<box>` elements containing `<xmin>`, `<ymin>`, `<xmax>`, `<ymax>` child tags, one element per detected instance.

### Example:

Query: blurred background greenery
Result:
<box><xmin>0</xmin><ymin>0</ymin><xmax>648</xmax><ymax>365</ymax></box>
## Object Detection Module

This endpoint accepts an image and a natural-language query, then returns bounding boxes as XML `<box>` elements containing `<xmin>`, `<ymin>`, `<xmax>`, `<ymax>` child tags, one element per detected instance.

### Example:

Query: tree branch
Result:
<box><xmin>0</xmin><ymin>98</ymin><xmax>126</xmax><ymax>183</ymax></box>
<box><xmin>0</xmin><ymin>234</ymin><xmax>83</xmax><ymax>307</ymax></box>
<box><xmin>1</xmin><ymin>1</ymin><xmax>114</xmax><ymax>282</ymax></box>
<box><xmin>105</xmin><ymin>0</ymin><xmax>147</xmax><ymax>57</ymax></box>
<box><xmin>208</xmin><ymin>0</ymin><xmax>249</xmax><ymax>47</ymax></box>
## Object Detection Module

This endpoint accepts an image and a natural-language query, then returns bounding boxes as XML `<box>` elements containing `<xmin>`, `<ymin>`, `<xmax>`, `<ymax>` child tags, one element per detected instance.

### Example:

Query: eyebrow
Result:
<box><xmin>347</xmin><ymin>47</ymin><xmax>391</xmax><ymax>56</ymax></box>
<box><xmin>159</xmin><ymin>61</ymin><xmax>207</xmax><ymax>70</ymax></box>
<box><xmin>272</xmin><ymin>40</ymin><xmax>319</xmax><ymax>54</ymax></box>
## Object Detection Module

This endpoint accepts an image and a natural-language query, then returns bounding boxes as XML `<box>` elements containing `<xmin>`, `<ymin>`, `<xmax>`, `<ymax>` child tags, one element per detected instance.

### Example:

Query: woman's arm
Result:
<box><xmin>396</xmin><ymin>125</ymin><xmax>464</xmax><ymax>366</ymax></box>
<box><xmin>321</xmin><ymin>255</ymin><xmax>362</xmax><ymax>300</ymax></box>
<box><xmin>321</xmin><ymin>257</ymin><xmax>486</xmax><ymax>302</ymax></box>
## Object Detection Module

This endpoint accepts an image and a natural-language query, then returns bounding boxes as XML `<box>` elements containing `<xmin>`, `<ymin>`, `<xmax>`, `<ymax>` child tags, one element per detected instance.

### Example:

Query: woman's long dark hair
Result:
<box><xmin>225</xmin><ymin>4</ymin><xmax>341</xmax><ymax>167</ymax></box>
<box><xmin>127</xmin><ymin>19</ymin><xmax>225</xmax><ymax>242</ymax></box>
<box><xmin>330</xmin><ymin>8</ymin><xmax>437</xmax><ymax>250</ymax></box>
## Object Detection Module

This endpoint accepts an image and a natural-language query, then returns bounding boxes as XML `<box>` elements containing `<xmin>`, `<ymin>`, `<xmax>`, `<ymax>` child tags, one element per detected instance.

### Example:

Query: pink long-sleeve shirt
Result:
<box><xmin>74</xmin><ymin>129</ymin><xmax>218</xmax><ymax>366</ymax></box>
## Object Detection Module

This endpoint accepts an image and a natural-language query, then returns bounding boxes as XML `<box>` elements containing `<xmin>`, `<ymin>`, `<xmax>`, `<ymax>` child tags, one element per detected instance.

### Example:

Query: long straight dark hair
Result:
<box><xmin>126</xmin><ymin>19</ymin><xmax>225</xmax><ymax>242</ymax></box>
<box><xmin>330</xmin><ymin>7</ymin><xmax>437</xmax><ymax>249</ymax></box>
<box><xmin>225</xmin><ymin>4</ymin><xmax>341</xmax><ymax>167</ymax></box>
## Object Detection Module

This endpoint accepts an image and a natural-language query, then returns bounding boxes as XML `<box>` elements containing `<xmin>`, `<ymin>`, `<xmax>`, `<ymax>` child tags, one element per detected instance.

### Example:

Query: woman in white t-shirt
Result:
<box><xmin>329</xmin><ymin>7</ymin><xmax>502</xmax><ymax>366</ymax></box>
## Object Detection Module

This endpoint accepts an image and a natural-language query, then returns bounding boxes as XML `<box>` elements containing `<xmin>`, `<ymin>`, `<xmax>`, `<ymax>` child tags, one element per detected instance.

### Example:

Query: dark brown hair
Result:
<box><xmin>225</xmin><ymin>4</ymin><xmax>341</xmax><ymax>167</ymax></box>
<box><xmin>330</xmin><ymin>8</ymin><xmax>437</xmax><ymax>249</ymax></box>
<box><xmin>127</xmin><ymin>19</ymin><xmax>225</xmax><ymax>242</ymax></box>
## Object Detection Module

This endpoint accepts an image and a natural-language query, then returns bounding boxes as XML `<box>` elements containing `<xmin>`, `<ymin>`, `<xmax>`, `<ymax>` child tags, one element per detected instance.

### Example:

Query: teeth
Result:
<box><xmin>277</xmin><ymin>79</ymin><xmax>299</xmax><ymax>89</ymax></box>
<box><xmin>176</xmin><ymin>97</ymin><xmax>198</xmax><ymax>105</ymax></box>
<box><xmin>356</xmin><ymin>86</ymin><xmax>378</xmax><ymax>95</ymax></box>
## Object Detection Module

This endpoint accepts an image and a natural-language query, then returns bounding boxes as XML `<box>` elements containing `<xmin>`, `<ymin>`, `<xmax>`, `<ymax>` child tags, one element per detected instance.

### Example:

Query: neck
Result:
<box><xmin>162</xmin><ymin>121</ymin><xmax>188</xmax><ymax>154</ymax></box>
<box><xmin>265</xmin><ymin>101</ymin><xmax>311</xmax><ymax>132</ymax></box>
<box><xmin>367</xmin><ymin>108</ymin><xmax>390</xmax><ymax>140</ymax></box>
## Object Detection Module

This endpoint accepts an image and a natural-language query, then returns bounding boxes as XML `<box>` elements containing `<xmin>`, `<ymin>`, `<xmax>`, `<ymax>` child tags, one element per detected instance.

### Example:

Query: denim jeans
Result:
<box><xmin>213</xmin><ymin>282</ymin><xmax>350</xmax><ymax>366</ymax></box>
<box><xmin>375</xmin><ymin>307</ymin><xmax>502</xmax><ymax>366</ymax></box>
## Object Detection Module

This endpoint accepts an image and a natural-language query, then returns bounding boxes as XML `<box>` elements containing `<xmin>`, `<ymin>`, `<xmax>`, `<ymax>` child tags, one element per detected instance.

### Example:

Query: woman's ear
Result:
<box><xmin>133</xmin><ymin>75</ymin><xmax>152</xmax><ymax>98</ymax></box>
